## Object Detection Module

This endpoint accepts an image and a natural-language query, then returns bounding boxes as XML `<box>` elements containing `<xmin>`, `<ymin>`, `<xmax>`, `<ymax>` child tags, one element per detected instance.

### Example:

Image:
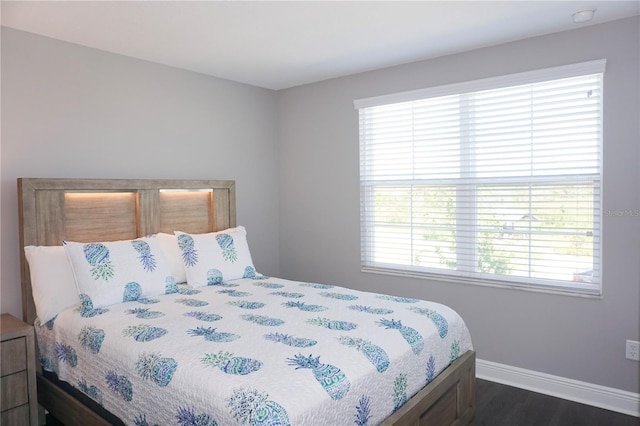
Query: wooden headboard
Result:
<box><xmin>18</xmin><ymin>178</ymin><xmax>236</xmax><ymax>325</ymax></box>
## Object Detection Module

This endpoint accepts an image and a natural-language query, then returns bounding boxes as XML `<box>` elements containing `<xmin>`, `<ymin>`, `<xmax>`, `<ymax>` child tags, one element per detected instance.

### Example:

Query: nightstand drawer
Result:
<box><xmin>0</xmin><ymin>314</ymin><xmax>38</xmax><ymax>425</ymax></box>
<box><xmin>1</xmin><ymin>404</ymin><xmax>30</xmax><ymax>425</ymax></box>
<box><xmin>1</xmin><ymin>371</ymin><xmax>29</xmax><ymax>409</ymax></box>
<box><xmin>1</xmin><ymin>337</ymin><xmax>27</xmax><ymax>376</ymax></box>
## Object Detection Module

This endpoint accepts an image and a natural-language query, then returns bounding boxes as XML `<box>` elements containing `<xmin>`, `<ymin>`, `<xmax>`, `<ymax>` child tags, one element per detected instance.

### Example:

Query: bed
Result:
<box><xmin>17</xmin><ymin>178</ymin><xmax>476</xmax><ymax>426</ymax></box>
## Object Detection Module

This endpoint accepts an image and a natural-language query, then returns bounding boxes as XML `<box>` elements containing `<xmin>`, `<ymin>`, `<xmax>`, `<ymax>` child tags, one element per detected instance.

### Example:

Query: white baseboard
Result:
<box><xmin>476</xmin><ymin>358</ymin><xmax>640</xmax><ymax>417</ymax></box>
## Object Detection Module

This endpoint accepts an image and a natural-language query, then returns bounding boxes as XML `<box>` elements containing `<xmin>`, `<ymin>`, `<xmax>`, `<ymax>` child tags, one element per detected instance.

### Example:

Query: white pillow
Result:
<box><xmin>175</xmin><ymin>226</ymin><xmax>258</xmax><ymax>287</ymax></box>
<box><xmin>24</xmin><ymin>245</ymin><xmax>80</xmax><ymax>323</ymax></box>
<box><xmin>63</xmin><ymin>237</ymin><xmax>176</xmax><ymax>309</ymax></box>
<box><xmin>156</xmin><ymin>233</ymin><xmax>187</xmax><ymax>283</ymax></box>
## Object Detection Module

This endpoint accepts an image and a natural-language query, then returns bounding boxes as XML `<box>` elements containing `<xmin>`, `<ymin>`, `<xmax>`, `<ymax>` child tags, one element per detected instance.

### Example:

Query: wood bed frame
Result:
<box><xmin>18</xmin><ymin>178</ymin><xmax>475</xmax><ymax>426</ymax></box>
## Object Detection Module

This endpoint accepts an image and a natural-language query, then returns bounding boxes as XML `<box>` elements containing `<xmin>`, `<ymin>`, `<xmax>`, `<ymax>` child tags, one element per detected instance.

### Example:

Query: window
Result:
<box><xmin>355</xmin><ymin>60</ymin><xmax>604</xmax><ymax>295</ymax></box>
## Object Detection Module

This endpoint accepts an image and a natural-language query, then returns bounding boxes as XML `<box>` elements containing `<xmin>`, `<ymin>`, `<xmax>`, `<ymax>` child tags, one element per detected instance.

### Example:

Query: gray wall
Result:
<box><xmin>1</xmin><ymin>17</ymin><xmax>638</xmax><ymax>395</ymax></box>
<box><xmin>1</xmin><ymin>28</ymin><xmax>281</xmax><ymax>319</ymax></box>
<box><xmin>277</xmin><ymin>17</ymin><xmax>640</xmax><ymax>393</ymax></box>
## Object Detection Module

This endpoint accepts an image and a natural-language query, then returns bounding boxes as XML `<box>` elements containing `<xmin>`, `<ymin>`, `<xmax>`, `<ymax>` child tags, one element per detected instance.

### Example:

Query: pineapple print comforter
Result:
<box><xmin>36</xmin><ymin>276</ymin><xmax>472</xmax><ymax>426</ymax></box>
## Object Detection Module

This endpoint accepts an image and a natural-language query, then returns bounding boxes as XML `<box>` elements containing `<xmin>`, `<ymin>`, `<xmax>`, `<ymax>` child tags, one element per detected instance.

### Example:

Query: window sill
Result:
<box><xmin>361</xmin><ymin>266</ymin><xmax>602</xmax><ymax>299</ymax></box>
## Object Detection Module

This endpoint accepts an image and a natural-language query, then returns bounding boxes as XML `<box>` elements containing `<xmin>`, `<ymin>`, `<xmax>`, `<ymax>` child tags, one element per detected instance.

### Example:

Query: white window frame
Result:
<box><xmin>355</xmin><ymin>60</ymin><xmax>605</xmax><ymax>297</ymax></box>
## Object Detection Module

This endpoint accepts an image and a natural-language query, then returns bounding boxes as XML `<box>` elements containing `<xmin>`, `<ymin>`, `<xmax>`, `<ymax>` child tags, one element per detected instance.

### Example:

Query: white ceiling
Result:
<box><xmin>2</xmin><ymin>1</ymin><xmax>638</xmax><ymax>90</ymax></box>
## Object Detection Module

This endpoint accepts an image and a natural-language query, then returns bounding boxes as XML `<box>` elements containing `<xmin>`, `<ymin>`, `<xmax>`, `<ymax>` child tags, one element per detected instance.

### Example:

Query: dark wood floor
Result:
<box><xmin>45</xmin><ymin>379</ymin><xmax>639</xmax><ymax>425</ymax></box>
<box><xmin>475</xmin><ymin>379</ymin><xmax>639</xmax><ymax>426</ymax></box>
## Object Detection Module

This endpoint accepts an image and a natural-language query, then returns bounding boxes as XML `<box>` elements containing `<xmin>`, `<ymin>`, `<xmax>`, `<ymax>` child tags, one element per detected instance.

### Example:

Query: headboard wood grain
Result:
<box><xmin>18</xmin><ymin>178</ymin><xmax>236</xmax><ymax>324</ymax></box>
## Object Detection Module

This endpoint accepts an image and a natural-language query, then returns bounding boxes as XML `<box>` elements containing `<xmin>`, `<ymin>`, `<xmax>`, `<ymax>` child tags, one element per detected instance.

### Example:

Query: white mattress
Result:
<box><xmin>36</xmin><ymin>276</ymin><xmax>472</xmax><ymax>425</ymax></box>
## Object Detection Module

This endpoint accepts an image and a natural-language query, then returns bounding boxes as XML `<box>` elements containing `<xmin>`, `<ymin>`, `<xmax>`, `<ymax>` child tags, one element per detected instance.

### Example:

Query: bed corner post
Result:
<box><xmin>17</xmin><ymin>178</ymin><xmax>36</xmax><ymax>324</ymax></box>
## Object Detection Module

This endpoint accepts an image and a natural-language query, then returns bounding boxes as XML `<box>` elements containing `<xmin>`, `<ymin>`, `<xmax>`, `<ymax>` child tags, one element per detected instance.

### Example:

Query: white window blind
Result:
<box><xmin>356</xmin><ymin>60</ymin><xmax>604</xmax><ymax>295</ymax></box>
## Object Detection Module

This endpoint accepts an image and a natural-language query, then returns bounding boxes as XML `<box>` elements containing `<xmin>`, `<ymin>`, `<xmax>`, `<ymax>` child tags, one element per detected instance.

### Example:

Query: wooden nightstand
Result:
<box><xmin>1</xmin><ymin>314</ymin><xmax>38</xmax><ymax>425</ymax></box>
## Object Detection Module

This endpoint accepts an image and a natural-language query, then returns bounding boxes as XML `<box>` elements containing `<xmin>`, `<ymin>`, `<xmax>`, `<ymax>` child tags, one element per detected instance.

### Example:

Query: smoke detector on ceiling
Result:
<box><xmin>572</xmin><ymin>9</ymin><xmax>596</xmax><ymax>23</ymax></box>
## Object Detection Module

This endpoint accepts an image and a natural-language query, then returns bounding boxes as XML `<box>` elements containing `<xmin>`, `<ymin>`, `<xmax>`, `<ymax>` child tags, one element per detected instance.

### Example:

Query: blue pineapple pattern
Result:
<box><xmin>299</xmin><ymin>282</ymin><xmax>333</xmax><ymax>289</ymax></box>
<box><xmin>392</xmin><ymin>374</ymin><xmax>408</xmax><ymax>412</ymax></box>
<box><xmin>287</xmin><ymin>354</ymin><xmax>350</xmax><ymax>400</ymax></box>
<box><xmin>184</xmin><ymin>311</ymin><xmax>222</xmax><ymax>322</ymax></box>
<box><xmin>253</xmin><ymin>282</ymin><xmax>284</xmax><ymax>289</ymax></box>
<box><xmin>105</xmin><ymin>370</ymin><xmax>133</xmax><ymax>401</ymax></box>
<box><xmin>228</xmin><ymin>301</ymin><xmax>265</xmax><ymax>310</ymax></box>
<box><xmin>78</xmin><ymin>378</ymin><xmax>103</xmax><ymax>404</ymax></box>
<box><xmin>126</xmin><ymin>307</ymin><xmax>165</xmax><ymax>319</ymax></box>
<box><xmin>240</xmin><ymin>314</ymin><xmax>284</xmax><ymax>327</ymax></box>
<box><xmin>354</xmin><ymin>395</ymin><xmax>371</xmax><ymax>426</ymax></box>
<box><xmin>215</xmin><ymin>233</ymin><xmax>237</xmax><ymax>262</ymax></box>
<box><xmin>178</xmin><ymin>287</ymin><xmax>201</xmax><ymax>295</ymax></box>
<box><xmin>348</xmin><ymin>305</ymin><xmax>393</xmax><ymax>315</ymax></box>
<box><xmin>178</xmin><ymin>234</ymin><xmax>198</xmax><ymax>267</ymax></box>
<box><xmin>211</xmin><ymin>282</ymin><xmax>239</xmax><ymax>288</ymax></box>
<box><xmin>409</xmin><ymin>307</ymin><xmax>448</xmax><ymax>338</ymax></box>
<box><xmin>131</xmin><ymin>240</ymin><xmax>157</xmax><ymax>272</ymax></box>
<box><xmin>176</xmin><ymin>298</ymin><xmax>209</xmax><ymax>307</ymax></box>
<box><xmin>377</xmin><ymin>319</ymin><xmax>424</xmax><ymax>355</ymax></box>
<box><xmin>78</xmin><ymin>326</ymin><xmax>105</xmax><ymax>354</ymax></box>
<box><xmin>43</xmin><ymin>316</ymin><xmax>57</xmax><ymax>330</ymax></box>
<box><xmin>307</xmin><ymin>317</ymin><xmax>358</xmax><ymax>331</ymax></box>
<box><xmin>201</xmin><ymin>351</ymin><xmax>263</xmax><ymax>375</ymax></box>
<box><xmin>376</xmin><ymin>295</ymin><xmax>419</xmax><ymax>304</ymax></box>
<box><xmin>449</xmin><ymin>340</ymin><xmax>461</xmax><ymax>363</ymax></box>
<box><xmin>338</xmin><ymin>336</ymin><xmax>389</xmax><ymax>373</ymax></box>
<box><xmin>226</xmin><ymin>388</ymin><xmax>290</xmax><ymax>426</ymax></box>
<box><xmin>123</xmin><ymin>324</ymin><xmax>168</xmax><ymax>342</ymax></box>
<box><xmin>207</xmin><ymin>269</ymin><xmax>224</xmax><ymax>286</ymax></box>
<box><xmin>269</xmin><ymin>291</ymin><xmax>304</xmax><ymax>298</ymax></box>
<box><xmin>55</xmin><ymin>342</ymin><xmax>78</xmax><ymax>367</ymax></box>
<box><xmin>426</xmin><ymin>355</ymin><xmax>436</xmax><ymax>384</ymax></box>
<box><xmin>40</xmin><ymin>357</ymin><xmax>54</xmax><ymax>372</ymax></box>
<box><xmin>82</xmin><ymin>242</ymin><xmax>114</xmax><ymax>281</ymax></box>
<box><xmin>137</xmin><ymin>297</ymin><xmax>160</xmax><ymax>304</ymax></box>
<box><xmin>133</xmin><ymin>414</ymin><xmax>159</xmax><ymax>426</ymax></box>
<box><xmin>187</xmin><ymin>326</ymin><xmax>240</xmax><ymax>343</ymax></box>
<box><xmin>123</xmin><ymin>282</ymin><xmax>142</xmax><ymax>302</ymax></box>
<box><xmin>319</xmin><ymin>292</ymin><xmax>358</xmax><ymax>301</ymax></box>
<box><xmin>282</xmin><ymin>301</ymin><xmax>327</xmax><ymax>312</ymax></box>
<box><xmin>165</xmin><ymin>276</ymin><xmax>179</xmax><ymax>294</ymax></box>
<box><xmin>79</xmin><ymin>294</ymin><xmax>109</xmax><ymax>317</ymax></box>
<box><xmin>176</xmin><ymin>407</ymin><xmax>218</xmax><ymax>426</ymax></box>
<box><xmin>135</xmin><ymin>352</ymin><xmax>177</xmax><ymax>387</ymax></box>
<box><xmin>264</xmin><ymin>333</ymin><xmax>317</xmax><ymax>348</ymax></box>
<box><xmin>243</xmin><ymin>266</ymin><xmax>257</xmax><ymax>278</ymax></box>
<box><xmin>217</xmin><ymin>289</ymin><xmax>251</xmax><ymax>297</ymax></box>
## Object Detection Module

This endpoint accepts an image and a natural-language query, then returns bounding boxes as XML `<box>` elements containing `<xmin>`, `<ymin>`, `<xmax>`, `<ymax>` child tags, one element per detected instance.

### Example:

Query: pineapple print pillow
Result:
<box><xmin>174</xmin><ymin>226</ymin><xmax>258</xmax><ymax>287</ymax></box>
<box><xmin>63</xmin><ymin>237</ymin><xmax>176</xmax><ymax>309</ymax></box>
